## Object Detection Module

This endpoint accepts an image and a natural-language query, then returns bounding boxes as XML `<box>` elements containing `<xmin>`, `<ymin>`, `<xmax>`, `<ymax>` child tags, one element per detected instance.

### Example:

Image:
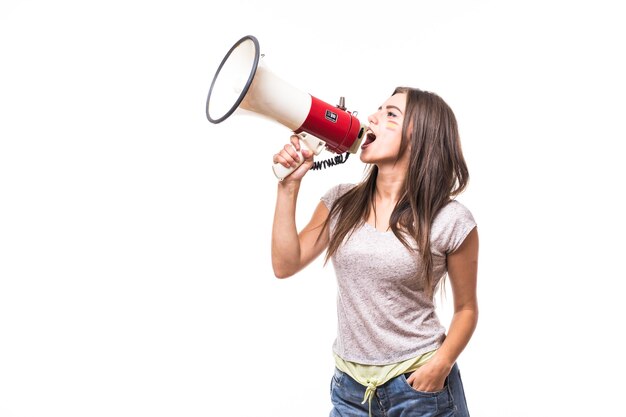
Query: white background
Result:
<box><xmin>1</xmin><ymin>1</ymin><xmax>625</xmax><ymax>416</ymax></box>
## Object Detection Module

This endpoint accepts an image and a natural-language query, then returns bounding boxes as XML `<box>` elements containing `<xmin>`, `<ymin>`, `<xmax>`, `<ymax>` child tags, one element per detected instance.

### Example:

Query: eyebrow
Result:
<box><xmin>378</xmin><ymin>105</ymin><xmax>404</xmax><ymax>115</ymax></box>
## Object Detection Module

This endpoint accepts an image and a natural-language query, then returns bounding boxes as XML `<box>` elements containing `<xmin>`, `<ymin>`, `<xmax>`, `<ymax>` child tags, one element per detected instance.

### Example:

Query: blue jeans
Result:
<box><xmin>329</xmin><ymin>363</ymin><xmax>470</xmax><ymax>417</ymax></box>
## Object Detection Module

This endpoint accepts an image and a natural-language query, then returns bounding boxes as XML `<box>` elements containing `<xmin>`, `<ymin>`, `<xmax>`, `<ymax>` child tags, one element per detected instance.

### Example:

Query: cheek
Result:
<box><xmin>385</xmin><ymin>120</ymin><xmax>400</xmax><ymax>131</ymax></box>
<box><xmin>378</xmin><ymin>121</ymin><xmax>401</xmax><ymax>145</ymax></box>
<box><xmin>384</xmin><ymin>127</ymin><xmax>403</xmax><ymax>149</ymax></box>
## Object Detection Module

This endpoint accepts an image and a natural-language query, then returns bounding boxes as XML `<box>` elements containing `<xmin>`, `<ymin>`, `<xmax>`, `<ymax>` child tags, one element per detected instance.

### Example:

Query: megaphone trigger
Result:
<box><xmin>298</xmin><ymin>132</ymin><xmax>326</xmax><ymax>156</ymax></box>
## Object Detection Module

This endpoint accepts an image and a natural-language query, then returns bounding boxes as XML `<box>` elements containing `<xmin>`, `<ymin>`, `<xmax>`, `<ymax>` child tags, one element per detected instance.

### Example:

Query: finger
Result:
<box><xmin>405</xmin><ymin>371</ymin><xmax>414</xmax><ymax>385</ymax></box>
<box><xmin>412</xmin><ymin>380</ymin><xmax>443</xmax><ymax>392</ymax></box>
<box><xmin>276</xmin><ymin>149</ymin><xmax>300</xmax><ymax>168</ymax></box>
<box><xmin>277</xmin><ymin>148</ymin><xmax>297</xmax><ymax>168</ymax></box>
<box><xmin>274</xmin><ymin>154</ymin><xmax>292</xmax><ymax>169</ymax></box>
<box><xmin>411</xmin><ymin>379</ymin><xmax>428</xmax><ymax>391</ymax></box>
<box><xmin>281</xmin><ymin>151</ymin><xmax>301</xmax><ymax>168</ymax></box>
<box><xmin>290</xmin><ymin>134</ymin><xmax>301</xmax><ymax>151</ymax></box>
<box><xmin>283</xmin><ymin>143</ymin><xmax>301</xmax><ymax>163</ymax></box>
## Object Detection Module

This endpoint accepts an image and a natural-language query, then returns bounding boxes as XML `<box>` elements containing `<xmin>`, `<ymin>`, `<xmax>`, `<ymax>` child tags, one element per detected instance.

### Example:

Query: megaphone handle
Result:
<box><xmin>272</xmin><ymin>133</ymin><xmax>326</xmax><ymax>181</ymax></box>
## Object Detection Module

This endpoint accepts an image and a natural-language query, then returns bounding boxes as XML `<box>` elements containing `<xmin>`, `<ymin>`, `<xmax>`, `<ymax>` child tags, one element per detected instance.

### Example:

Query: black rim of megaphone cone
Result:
<box><xmin>206</xmin><ymin>35</ymin><xmax>260</xmax><ymax>124</ymax></box>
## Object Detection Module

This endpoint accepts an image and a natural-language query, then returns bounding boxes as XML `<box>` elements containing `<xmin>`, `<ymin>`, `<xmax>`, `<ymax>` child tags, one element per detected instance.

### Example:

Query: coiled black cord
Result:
<box><xmin>311</xmin><ymin>152</ymin><xmax>350</xmax><ymax>171</ymax></box>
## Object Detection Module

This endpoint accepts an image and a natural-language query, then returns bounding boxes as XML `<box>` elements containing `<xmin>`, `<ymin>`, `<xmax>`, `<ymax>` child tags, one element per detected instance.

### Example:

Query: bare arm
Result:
<box><xmin>271</xmin><ymin>136</ymin><xmax>330</xmax><ymax>278</ymax></box>
<box><xmin>434</xmin><ymin>226</ymin><xmax>479</xmax><ymax>365</ymax></box>
<box><xmin>407</xmin><ymin>227</ymin><xmax>479</xmax><ymax>391</ymax></box>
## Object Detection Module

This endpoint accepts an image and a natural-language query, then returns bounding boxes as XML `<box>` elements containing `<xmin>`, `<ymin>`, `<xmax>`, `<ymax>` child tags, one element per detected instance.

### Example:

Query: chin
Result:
<box><xmin>360</xmin><ymin>149</ymin><xmax>383</xmax><ymax>164</ymax></box>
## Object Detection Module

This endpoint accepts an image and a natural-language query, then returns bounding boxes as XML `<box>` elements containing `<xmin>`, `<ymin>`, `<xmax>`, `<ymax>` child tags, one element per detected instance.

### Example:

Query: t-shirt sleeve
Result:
<box><xmin>321</xmin><ymin>183</ymin><xmax>355</xmax><ymax>210</ymax></box>
<box><xmin>431</xmin><ymin>200</ymin><xmax>477</xmax><ymax>256</ymax></box>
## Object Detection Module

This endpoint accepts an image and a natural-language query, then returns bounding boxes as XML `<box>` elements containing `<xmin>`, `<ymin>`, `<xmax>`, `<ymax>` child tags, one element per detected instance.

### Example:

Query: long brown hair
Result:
<box><xmin>322</xmin><ymin>87</ymin><xmax>469</xmax><ymax>297</ymax></box>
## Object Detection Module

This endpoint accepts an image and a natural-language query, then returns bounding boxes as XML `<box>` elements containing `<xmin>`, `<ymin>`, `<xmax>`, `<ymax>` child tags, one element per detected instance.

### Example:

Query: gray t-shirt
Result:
<box><xmin>321</xmin><ymin>183</ymin><xmax>477</xmax><ymax>365</ymax></box>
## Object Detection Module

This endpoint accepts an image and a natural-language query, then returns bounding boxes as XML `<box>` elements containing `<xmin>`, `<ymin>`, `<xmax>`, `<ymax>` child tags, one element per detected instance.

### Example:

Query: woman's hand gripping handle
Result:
<box><xmin>272</xmin><ymin>133</ymin><xmax>325</xmax><ymax>181</ymax></box>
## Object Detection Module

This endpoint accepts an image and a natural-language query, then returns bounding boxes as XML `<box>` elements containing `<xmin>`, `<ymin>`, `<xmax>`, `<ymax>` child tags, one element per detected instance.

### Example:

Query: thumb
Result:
<box><xmin>289</xmin><ymin>148</ymin><xmax>315</xmax><ymax>180</ymax></box>
<box><xmin>301</xmin><ymin>148</ymin><xmax>314</xmax><ymax>160</ymax></box>
<box><xmin>300</xmin><ymin>148</ymin><xmax>315</xmax><ymax>169</ymax></box>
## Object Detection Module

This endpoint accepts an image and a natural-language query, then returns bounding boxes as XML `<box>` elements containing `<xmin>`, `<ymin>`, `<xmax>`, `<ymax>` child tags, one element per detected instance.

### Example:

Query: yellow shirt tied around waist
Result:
<box><xmin>334</xmin><ymin>349</ymin><xmax>437</xmax><ymax>417</ymax></box>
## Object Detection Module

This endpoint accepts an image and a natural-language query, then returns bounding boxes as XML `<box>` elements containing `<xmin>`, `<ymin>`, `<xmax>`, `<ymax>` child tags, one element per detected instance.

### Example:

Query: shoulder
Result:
<box><xmin>320</xmin><ymin>183</ymin><xmax>356</xmax><ymax>209</ymax></box>
<box><xmin>435</xmin><ymin>200</ymin><xmax>475</xmax><ymax>224</ymax></box>
<box><xmin>432</xmin><ymin>200</ymin><xmax>477</xmax><ymax>255</ymax></box>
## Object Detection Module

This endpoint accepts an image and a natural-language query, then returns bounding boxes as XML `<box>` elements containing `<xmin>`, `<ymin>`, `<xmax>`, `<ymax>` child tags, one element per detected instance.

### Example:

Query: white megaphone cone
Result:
<box><xmin>206</xmin><ymin>35</ymin><xmax>366</xmax><ymax>180</ymax></box>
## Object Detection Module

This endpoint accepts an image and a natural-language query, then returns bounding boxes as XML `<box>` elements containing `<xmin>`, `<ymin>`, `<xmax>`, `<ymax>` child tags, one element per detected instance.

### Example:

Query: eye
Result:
<box><xmin>387</xmin><ymin>111</ymin><xmax>398</xmax><ymax>118</ymax></box>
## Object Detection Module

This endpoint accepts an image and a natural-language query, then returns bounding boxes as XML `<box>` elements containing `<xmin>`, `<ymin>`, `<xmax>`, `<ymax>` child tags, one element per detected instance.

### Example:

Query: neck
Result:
<box><xmin>374</xmin><ymin>165</ymin><xmax>405</xmax><ymax>204</ymax></box>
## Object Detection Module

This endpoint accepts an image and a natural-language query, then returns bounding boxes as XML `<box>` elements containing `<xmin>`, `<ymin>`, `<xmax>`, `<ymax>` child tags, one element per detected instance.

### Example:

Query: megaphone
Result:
<box><xmin>206</xmin><ymin>35</ymin><xmax>366</xmax><ymax>180</ymax></box>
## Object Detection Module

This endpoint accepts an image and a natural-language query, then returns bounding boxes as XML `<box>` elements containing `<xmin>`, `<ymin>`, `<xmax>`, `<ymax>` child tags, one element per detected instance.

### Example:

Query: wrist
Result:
<box><xmin>277</xmin><ymin>179</ymin><xmax>301</xmax><ymax>193</ymax></box>
<box><xmin>430</xmin><ymin>354</ymin><xmax>454</xmax><ymax>372</ymax></box>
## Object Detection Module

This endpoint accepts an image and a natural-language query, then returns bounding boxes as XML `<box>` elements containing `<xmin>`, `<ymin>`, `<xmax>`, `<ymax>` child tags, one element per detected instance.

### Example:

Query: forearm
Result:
<box><xmin>271</xmin><ymin>181</ymin><xmax>303</xmax><ymax>277</ymax></box>
<box><xmin>433</xmin><ymin>307</ymin><xmax>478</xmax><ymax>369</ymax></box>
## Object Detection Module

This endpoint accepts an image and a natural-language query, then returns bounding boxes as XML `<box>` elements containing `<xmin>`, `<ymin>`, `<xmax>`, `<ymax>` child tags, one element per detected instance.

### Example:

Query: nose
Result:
<box><xmin>368</xmin><ymin>111</ymin><xmax>379</xmax><ymax>125</ymax></box>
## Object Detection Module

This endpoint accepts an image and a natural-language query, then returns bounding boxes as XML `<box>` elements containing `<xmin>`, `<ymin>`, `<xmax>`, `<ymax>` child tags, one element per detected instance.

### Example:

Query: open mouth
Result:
<box><xmin>361</xmin><ymin>132</ymin><xmax>376</xmax><ymax>149</ymax></box>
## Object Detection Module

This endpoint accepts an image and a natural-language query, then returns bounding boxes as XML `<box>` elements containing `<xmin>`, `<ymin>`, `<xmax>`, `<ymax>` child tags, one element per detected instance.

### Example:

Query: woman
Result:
<box><xmin>272</xmin><ymin>87</ymin><xmax>478</xmax><ymax>417</ymax></box>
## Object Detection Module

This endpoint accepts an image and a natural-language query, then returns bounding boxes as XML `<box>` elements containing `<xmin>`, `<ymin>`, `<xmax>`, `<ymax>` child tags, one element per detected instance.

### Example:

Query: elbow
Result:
<box><xmin>273</xmin><ymin>269</ymin><xmax>293</xmax><ymax>279</ymax></box>
<box><xmin>272</xmin><ymin>263</ymin><xmax>296</xmax><ymax>279</ymax></box>
<box><xmin>454</xmin><ymin>304</ymin><xmax>479</xmax><ymax>327</ymax></box>
<box><xmin>271</xmin><ymin>251</ymin><xmax>303</xmax><ymax>278</ymax></box>
<box><xmin>467</xmin><ymin>307</ymin><xmax>479</xmax><ymax>330</ymax></box>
